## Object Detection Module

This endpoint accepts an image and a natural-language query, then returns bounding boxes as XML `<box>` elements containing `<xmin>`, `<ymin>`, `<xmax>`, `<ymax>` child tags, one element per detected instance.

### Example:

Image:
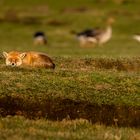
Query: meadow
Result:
<box><xmin>0</xmin><ymin>0</ymin><xmax>140</xmax><ymax>139</ymax></box>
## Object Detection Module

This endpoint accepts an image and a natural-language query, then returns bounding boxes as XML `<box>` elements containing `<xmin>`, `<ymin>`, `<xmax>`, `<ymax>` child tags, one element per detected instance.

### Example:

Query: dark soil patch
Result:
<box><xmin>0</xmin><ymin>96</ymin><xmax>139</xmax><ymax>127</ymax></box>
<box><xmin>0</xmin><ymin>16</ymin><xmax>42</xmax><ymax>25</ymax></box>
<box><xmin>0</xmin><ymin>9</ymin><xmax>42</xmax><ymax>25</ymax></box>
<box><xmin>61</xmin><ymin>7</ymin><xmax>89</xmax><ymax>13</ymax></box>
<box><xmin>47</xmin><ymin>19</ymin><xmax>68</xmax><ymax>26</ymax></box>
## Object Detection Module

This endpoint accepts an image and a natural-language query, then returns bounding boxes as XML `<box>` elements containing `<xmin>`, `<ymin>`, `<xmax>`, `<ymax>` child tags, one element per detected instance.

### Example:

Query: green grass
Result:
<box><xmin>0</xmin><ymin>116</ymin><xmax>140</xmax><ymax>140</ymax></box>
<box><xmin>0</xmin><ymin>58</ymin><xmax>139</xmax><ymax>127</ymax></box>
<box><xmin>0</xmin><ymin>0</ymin><xmax>140</xmax><ymax>139</ymax></box>
<box><xmin>0</xmin><ymin>57</ymin><xmax>139</xmax><ymax>106</ymax></box>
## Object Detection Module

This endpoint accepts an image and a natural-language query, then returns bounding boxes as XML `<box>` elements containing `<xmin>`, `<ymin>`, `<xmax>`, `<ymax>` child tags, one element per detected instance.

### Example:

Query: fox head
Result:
<box><xmin>3</xmin><ymin>51</ymin><xmax>26</xmax><ymax>67</ymax></box>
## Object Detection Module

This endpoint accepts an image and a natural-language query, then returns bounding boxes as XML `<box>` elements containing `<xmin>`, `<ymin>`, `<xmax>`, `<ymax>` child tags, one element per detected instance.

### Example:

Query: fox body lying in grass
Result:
<box><xmin>3</xmin><ymin>51</ymin><xmax>55</xmax><ymax>69</ymax></box>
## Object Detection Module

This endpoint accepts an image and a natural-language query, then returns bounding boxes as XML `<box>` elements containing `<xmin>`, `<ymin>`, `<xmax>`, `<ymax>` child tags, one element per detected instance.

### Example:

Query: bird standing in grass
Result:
<box><xmin>34</xmin><ymin>31</ymin><xmax>47</xmax><ymax>45</ymax></box>
<box><xmin>132</xmin><ymin>34</ymin><xmax>140</xmax><ymax>42</ymax></box>
<box><xmin>76</xmin><ymin>17</ymin><xmax>114</xmax><ymax>47</ymax></box>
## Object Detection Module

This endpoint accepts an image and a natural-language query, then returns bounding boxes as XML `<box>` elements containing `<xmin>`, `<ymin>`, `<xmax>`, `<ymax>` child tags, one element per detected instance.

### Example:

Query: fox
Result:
<box><xmin>3</xmin><ymin>51</ymin><xmax>55</xmax><ymax>69</ymax></box>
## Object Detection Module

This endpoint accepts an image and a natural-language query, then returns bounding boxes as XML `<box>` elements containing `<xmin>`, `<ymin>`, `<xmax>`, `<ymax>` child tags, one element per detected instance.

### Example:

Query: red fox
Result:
<box><xmin>3</xmin><ymin>51</ymin><xmax>55</xmax><ymax>69</ymax></box>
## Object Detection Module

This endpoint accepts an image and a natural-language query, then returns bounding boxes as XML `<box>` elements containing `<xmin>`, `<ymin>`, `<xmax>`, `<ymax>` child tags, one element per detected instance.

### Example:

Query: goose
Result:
<box><xmin>132</xmin><ymin>34</ymin><xmax>140</xmax><ymax>42</ymax></box>
<box><xmin>76</xmin><ymin>18</ymin><xmax>114</xmax><ymax>46</ymax></box>
<box><xmin>33</xmin><ymin>31</ymin><xmax>47</xmax><ymax>45</ymax></box>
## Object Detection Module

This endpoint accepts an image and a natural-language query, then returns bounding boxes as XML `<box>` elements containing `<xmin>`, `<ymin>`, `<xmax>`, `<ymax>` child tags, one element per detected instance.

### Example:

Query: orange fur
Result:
<box><xmin>3</xmin><ymin>51</ymin><xmax>55</xmax><ymax>69</ymax></box>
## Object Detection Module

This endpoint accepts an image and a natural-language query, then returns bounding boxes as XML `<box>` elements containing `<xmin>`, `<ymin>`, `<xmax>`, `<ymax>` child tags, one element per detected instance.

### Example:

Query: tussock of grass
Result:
<box><xmin>0</xmin><ymin>116</ymin><xmax>140</xmax><ymax>140</ymax></box>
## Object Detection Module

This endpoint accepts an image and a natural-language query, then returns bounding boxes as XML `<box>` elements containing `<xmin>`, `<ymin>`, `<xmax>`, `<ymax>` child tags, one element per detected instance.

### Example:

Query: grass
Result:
<box><xmin>0</xmin><ymin>116</ymin><xmax>140</xmax><ymax>140</ymax></box>
<box><xmin>0</xmin><ymin>58</ymin><xmax>139</xmax><ymax>127</ymax></box>
<box><xmin>0</xmin><ymin>0</ymin><xmax>140</xmax><ymax>139</ymax></box>
<box><xmin>0</xmin><ymin>57</ymin><xmax>139</xmax><ymax>106</ymax></box>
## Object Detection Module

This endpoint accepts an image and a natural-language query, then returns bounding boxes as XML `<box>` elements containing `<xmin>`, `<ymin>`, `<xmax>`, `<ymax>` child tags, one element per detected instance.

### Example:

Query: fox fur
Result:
<box><xmin>3</xmin><ymin>51</ymin><xmax>55</xmax><ymax>69</ymax></box>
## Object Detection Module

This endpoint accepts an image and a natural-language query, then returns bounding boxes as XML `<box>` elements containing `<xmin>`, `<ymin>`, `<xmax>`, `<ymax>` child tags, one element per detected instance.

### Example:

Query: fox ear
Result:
<box><xmin>20</xmin><ymin>53</ymin><xmax>26</xmax><ymax>59</ymax></box>
<box><xmin>3</xmin><ymin>52</ymin><xmax>8</xmax><ymax>58</ymax></box>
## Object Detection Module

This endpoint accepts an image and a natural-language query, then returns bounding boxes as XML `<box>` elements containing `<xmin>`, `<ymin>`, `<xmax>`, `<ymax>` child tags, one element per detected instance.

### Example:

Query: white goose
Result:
<box><xmin>76</xmin><ymin>18</ymin><xmax>114</xmax><ymax>46</ymax></box>
<box><xmin>133</xmin><ymin>34</ymin><xmax>140</xmax><ymax>42</ymax></box>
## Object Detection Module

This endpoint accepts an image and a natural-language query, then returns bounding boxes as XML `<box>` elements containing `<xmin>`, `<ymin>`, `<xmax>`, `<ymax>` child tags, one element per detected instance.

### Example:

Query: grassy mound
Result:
<box><xmin>0</xmin><ymin>57</ymin><xmax>140</xmax><ymax>127</ymax></box>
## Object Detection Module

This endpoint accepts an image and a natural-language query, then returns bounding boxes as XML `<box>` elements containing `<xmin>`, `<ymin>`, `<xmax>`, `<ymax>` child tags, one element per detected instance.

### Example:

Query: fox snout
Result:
<box><xmin>10</xmin><ymin>61</ymin><xmax>19</xmax><ymax>66</ymax></box>
<box><xmin>11</xmin><ymin>62</ymin><xmax>16</xmax><ymax>66</ymax></box>
<box><xmin>6</xmin><ymin>59</ymin><xmax>22</xmax><ymax>66</ymax></box>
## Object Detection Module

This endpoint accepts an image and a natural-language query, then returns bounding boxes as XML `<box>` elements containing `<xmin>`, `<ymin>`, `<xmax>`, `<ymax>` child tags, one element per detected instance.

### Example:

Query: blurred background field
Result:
<box><xmin>0</xmin><ymin>0</ymin><xmax>140</xmax><ymax>57</ymax></box>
